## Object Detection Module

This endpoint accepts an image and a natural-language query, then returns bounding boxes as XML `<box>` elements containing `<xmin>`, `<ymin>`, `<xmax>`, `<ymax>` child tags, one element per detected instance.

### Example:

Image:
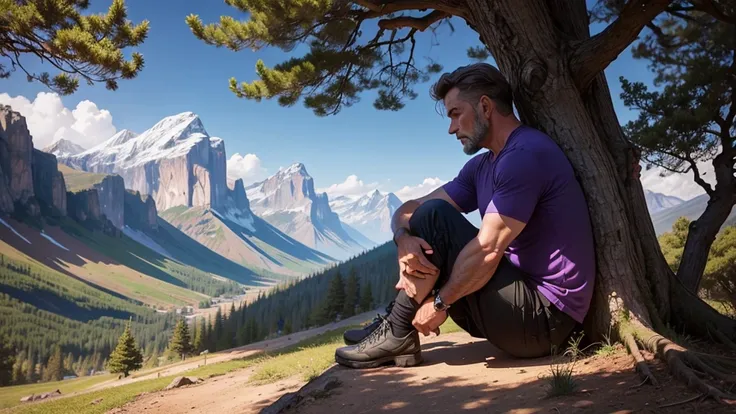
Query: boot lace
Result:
<box><xmin>357</xmin><ymin>315</ymin><xmax>392</xmax><ymax>352</ymax></box>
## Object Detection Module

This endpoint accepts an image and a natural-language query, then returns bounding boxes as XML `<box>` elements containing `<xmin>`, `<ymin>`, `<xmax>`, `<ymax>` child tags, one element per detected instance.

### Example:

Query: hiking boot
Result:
<box><xmin>335</xmin><ymin>315</ymin><xmax>422</xmax><ymax>369</ymax></box>
<box><xmin>343</xmin><ymin>301</ymin><xmax>395</xmax><ymax>345</ymax></box>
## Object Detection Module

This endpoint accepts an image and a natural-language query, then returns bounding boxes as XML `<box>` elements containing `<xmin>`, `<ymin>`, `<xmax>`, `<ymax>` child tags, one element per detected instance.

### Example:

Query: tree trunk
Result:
<box><xmin>677</xmin><ymin>155</ymin><xmax>736</xmax><ymax>292</ymax></box>
<box><xmin>462</xmin><ymin>0</ymin><xmax>735</xmax><ymax>340</ymax></box>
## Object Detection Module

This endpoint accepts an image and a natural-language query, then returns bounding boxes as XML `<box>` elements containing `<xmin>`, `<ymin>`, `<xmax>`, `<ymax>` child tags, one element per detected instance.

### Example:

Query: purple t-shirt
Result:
<box><xmin>443</xmin><ymin>125</ymin><xmax>595</xmax><ymax>323</ymax></box>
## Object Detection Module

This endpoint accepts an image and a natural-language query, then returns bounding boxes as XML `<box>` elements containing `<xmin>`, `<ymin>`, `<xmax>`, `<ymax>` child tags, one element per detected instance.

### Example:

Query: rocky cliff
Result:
<box><xmin>0</xmin><ymin>105</ymin><xmax>35</xmax><ymax>214</ymax></box>
<box><xmin>31</xmin><ymin>149</ymin><xmax>67</xmax><ymax>216</ymax></box>
<box><xmin>93</xmin><ymin>175</ymin><xmax>125</xmax><ymax>229</ymax></box>
<box><xmin>67</xmin><ymin>189</ymin><xmax>101</xmax><ymax>223</ymax></box>
<box><xmin>59</xmin><ymin>112</ymin><xmax>228</xmax><ymax>212</ymax></box>
<box><xmin>227</xmin><ymin>177</ymin><xmax>250</xmax><ymax>211</ymax></box>
<box><xmin>124</xmin><ymin>190</ymin><xmax>158</xmax><ymax>231</ymax></box>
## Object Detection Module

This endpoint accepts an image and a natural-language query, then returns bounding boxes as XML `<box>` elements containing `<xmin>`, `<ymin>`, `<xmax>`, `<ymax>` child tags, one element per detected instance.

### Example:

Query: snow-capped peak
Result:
<box><xmin>69</xmin><ymin>111</ymin><xmax>210</xmax><ymax>169</ymax></box>
<box><xmin>280</xmin><ymin>162</ymin><xmax>309</xmax><ymax>177</ymax></box>
<box><xmin>106</xmin><ymin>129</ymin><xmax>139</xmax><ymax>147</ymax></box>
<box><xmin>42</xmin><ymin>138</ymin><xmax>86</xmax><ymax>158</ymax></box>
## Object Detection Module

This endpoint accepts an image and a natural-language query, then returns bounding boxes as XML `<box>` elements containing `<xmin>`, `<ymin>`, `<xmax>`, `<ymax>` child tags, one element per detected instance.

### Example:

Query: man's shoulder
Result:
<box><xmin>460</xmin><ymin>151</ymin><xmax>491</xmax><ymax>173</ymax></box>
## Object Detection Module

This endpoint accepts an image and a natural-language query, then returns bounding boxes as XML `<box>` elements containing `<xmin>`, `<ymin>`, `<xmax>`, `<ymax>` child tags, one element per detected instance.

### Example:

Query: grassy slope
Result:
<box><xmin>0</xmin><ymin>375</ymin><xmax>115</xmax><ymax>410</ymax></box>
<box><xmin>57</xmin><ymin>164</ymin><xmax>108</xmax><ymax>193</ymax></box>
<box><xmin>160</xmin><ymin>206</ymin><xmax>332</xmax><ymax>279</ymax></box>
<box><xmin>59</xmin><ymin>218</ymin><xmax>240</xmax><ymax>299</ymax></box>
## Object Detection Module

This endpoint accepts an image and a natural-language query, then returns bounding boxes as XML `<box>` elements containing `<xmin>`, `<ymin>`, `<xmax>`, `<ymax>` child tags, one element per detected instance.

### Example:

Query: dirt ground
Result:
<box><xmin>113</xmin><ymin>331</ymin><xmax>736</xmax><ymax>414</ymax></box>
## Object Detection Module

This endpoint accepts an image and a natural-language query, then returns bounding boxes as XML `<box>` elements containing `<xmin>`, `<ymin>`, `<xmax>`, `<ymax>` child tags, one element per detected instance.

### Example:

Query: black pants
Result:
<box><xmin>394</xmin><ymin>199</ymin><xmax>577</xmax><ymax>358</ymax></box>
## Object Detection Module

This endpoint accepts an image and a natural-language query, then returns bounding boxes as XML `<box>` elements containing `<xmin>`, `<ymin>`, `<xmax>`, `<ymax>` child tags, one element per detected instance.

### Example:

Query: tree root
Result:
<box><xmin>636</xmin><ymin>326</ymin><xmax>736</xmax><ymax>402</ymax></box>
<box><xmin>624</xmin><ymin>332</ymin><xmax>659</xmax><ymax>386</ymax></box>
<box><xmin>709</xmin><ymin>326</ymin><xmax>736</xmax><ymax>353</ymax></box>
<box><xmin>658</xmin><ymin>393</ymin><xmax>705</xmax><ymax>409</ymax></box>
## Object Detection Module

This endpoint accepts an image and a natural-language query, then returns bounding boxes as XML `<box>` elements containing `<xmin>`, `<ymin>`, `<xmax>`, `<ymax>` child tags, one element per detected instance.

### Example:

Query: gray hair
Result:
<box><xmin>430</xmin><ymin>63</ymin><xmax>514</xmax><ymax>116</ymax></box>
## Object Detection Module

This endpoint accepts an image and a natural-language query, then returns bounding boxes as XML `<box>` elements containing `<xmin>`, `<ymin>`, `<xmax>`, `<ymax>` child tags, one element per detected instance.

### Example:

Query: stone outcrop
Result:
<box><xmin>31</xmin><ymin>149</ymin><xmax>67</xmax><ymax>216</ymax></box>
<box><xmin>227</xmin><ymin>178</ymin><xmax>250</xmax><ymax>211</ymax></box>
<box><xmin>209</xmin><ymin>138</ymin><xmax>227</xmax><ymax>208</ymax></box>
<box><xmin>124</xmin><ymin>190</ymin><xmax>158</xmax><ymax>231</ymax></box>
<box><xmin>0</xmin><ymin>105</ymin><xmax>35</xmax><ymax>213</ymax></box>
<box><xmin>93</xmin><ymin>175</ymin><xmax>125</xmax><ymax>229</ymax></box>
<box><xmin>59</xmin><ymin>112</ymin><xmax>230</xmax><ymax>212</ymax></box>
<box><xmin>67</xmin><ymin>189</ymin><xmax>101</xmax><ymax>223</ymax></box>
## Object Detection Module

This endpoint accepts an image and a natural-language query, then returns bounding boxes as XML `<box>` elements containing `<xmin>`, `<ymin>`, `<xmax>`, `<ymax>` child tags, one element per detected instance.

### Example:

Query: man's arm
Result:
<box><xmin>437</xmin><ymin>212</ymin><xmax>526</xmax><ymax>305</ymax></box>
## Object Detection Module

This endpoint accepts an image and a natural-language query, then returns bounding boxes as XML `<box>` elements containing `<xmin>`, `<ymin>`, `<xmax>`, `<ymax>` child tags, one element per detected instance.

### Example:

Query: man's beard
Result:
<box><xmin>461</xmin><ymin>113</ymin><xmax>489</xmax><ymax>155</ymax></box>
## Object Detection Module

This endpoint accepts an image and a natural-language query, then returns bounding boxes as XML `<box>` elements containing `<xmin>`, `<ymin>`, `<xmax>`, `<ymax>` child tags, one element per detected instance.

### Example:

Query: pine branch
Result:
<box><xmin>686</xmin><ymin>0</ymin><xmax>736</xmax><ymax>25</ymax></box>
<box><xmin>685</xmin><ymin>153</ymin><xmax>716</xmax><ymax>196</ymax></box>
<box><xmin>570</xmin><ymin>0</ymin><xmax>672</xmax><ymax>92</ymax></box>
<box><xmin>377</xmin><ymin>10</ymin><xmax>450</xmax><ymax>31</ymax></box>
<box><xmin>355</xmin><ymin>0</ymin><xmax>467</xmax><ymax>18</ymax></box>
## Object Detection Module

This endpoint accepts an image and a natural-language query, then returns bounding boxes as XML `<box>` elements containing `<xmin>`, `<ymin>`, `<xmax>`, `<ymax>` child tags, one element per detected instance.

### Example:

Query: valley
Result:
<box><xmin>2</xmin><ymin>100</ymin><xmax>733</xmax><ymax>393</ymax></box>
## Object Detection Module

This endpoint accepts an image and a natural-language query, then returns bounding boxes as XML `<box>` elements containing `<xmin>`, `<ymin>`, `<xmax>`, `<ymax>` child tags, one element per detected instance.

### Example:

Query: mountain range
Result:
<box><xmin>57</xmin><ymin>112</ymin><xmax>335</xmax><ymax>276</ymax></box>
<box><xmin>329</xmin><ymin>190</ymin><xmax>403</xmax><ymax>243</ymax></box>
<box><xmin>245</xmin><ymin>163</ymin><xmax>373</xmax><ymax>260</ymax></box>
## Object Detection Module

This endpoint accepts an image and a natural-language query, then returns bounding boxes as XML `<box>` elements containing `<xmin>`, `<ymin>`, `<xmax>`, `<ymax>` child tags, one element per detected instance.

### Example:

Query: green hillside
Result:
<box><xmin>59</xmin><ymin>218</ymin><xmax>242</xmax><ymax>297</ymax></box>
<box><xmin>185</xmin><ymin>242</ymin><xmax>400</xmax><ymax>353</ymax></box>
<box><xmin>0</xmin><ymin>250</ymin><xmax>175</xmax><ymax>383</ymax></box>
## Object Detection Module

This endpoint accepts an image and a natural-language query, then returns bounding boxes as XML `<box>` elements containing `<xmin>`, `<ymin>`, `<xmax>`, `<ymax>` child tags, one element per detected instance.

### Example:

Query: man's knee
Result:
<box><xmin>409</xmin><ymin>199</ymin><xmax>457</xmax><ymax>230</ymax></box>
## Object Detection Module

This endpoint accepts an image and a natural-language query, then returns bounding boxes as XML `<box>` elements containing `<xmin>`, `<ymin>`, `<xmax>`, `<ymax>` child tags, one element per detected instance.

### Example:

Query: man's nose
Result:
<box><xmin>448</xmin><ymin>121</ymin><xmax>458</xmax><ymax>135</ymax></box>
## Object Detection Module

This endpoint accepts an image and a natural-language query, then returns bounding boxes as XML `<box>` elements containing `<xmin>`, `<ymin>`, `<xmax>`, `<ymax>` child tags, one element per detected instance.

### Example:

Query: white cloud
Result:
<box><xmin>395</xmin><ymin>177</ymin><xmax>448</xmax><ymax>202</ymax></box>
<box><xmin>639</xmin><ymin>160</ymin><xmax>716</xmax><ymax>201</ymax></box>
<box><xmin>319</xmin><ymin>175</ymin><xmax>380</xmax><ymax>198</ymax></box>
<box><xmin>0</xmin><ymin>92</ymin><xmax>116</xmax><ymax>150</ymax></box>
<box><xmin>227</xmin><ymin>153</ymin><xmax>268</xmax><ymax>185</ymax></box>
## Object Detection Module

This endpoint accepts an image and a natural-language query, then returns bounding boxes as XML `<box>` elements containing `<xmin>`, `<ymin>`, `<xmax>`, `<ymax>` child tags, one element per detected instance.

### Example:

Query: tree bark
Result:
<box><xmin>460</xmin><ymin>0</ymin><xmax>735</xmax><ymax>340</ymax></box>
<box><xmin>677</xmin><ymin>154</ymin><xmax>736</xmax><ymax>292</ymax></box>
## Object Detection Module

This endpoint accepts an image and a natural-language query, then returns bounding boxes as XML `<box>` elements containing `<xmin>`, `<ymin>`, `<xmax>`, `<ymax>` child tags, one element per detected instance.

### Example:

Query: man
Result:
<box><xmin>336</xmin><ymin>63</ymin><xmax>596</xmax><ymax>368</ymax></box>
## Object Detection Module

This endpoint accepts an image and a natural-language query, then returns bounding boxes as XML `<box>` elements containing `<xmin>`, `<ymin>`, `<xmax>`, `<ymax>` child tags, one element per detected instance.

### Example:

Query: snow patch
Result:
<box><xmin>212</xmin><ymin>208</ymin><xmax>256</xmax><ymax>232</ymax></box>
<box><xmin>123</xmin><ymin>226</ymin><xmax>172</xmax><ymax>259</ymax></box>
<box><xmin>0</xmin><ymin>218</ymin><xmax>31</xmax><ymax>244</ymax></box>
<box><xmin>40</xmin><ymin>231</ymin><xmax>69</xmax><ymax>251</ymax></box>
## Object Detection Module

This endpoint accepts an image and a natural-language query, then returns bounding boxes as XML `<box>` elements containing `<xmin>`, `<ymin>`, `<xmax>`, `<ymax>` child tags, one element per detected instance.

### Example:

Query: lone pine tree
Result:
<box><xmin>168</xmin><ymin>319</ymin><xmax>194</xmax><ymax>361</ymax></box>
<box><xmin>188</xmin><ymin>0</ymin><xmax>736</xmax><ymax>399</ymax></box>
<box><xmin>107</xmin><ymin>319</ymin><xmax>143</xmax><ymax>378</ymax></box>
<box><xmin>1</xmin><ymin>0</ymin><xmax>149</xmax><ymax>95</ymax></box>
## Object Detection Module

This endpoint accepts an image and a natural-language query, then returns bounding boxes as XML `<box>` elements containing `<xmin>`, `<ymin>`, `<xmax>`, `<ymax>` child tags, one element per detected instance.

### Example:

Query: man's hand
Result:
<box><xmin>395</xmin><ymin>265</ymin><xmax>437</xmax><ymax>301</ymax></box>
<box><xmin>396</xmin><ymin>232</ymin><xmax>439</xmax><ymax>279</ymax></box>
<box><xmin>395</xmin><ymin>232</ymin><xmax>440</xmax><ymax>301</ymax></box>
<box><xmin>412</xmin><ymin>298</ymin><xmax>447</xmax><ymax>336</ymax></box>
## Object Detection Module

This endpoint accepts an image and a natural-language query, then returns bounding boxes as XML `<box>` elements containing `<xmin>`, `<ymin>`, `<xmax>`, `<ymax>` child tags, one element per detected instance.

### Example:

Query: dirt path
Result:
<box><xmin>109</xmin><ymin>367</ymin><xmax>303</xmax><ymax>414</ymax></box>
<box><xmin>88</xmin><ymin>309</ymin><xmax>379</xmax><ymax>392</ymax></box>
<box><xmin>112</xmin><ymin>331</ymin><xmax>735</xmax><ymax>414</ymax></box>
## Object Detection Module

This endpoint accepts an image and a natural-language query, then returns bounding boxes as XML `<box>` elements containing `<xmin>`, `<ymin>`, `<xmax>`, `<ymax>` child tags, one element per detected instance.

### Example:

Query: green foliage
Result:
<box><xmin>342</xmin><ymin>268</ymin><xmax>359</xmax><ymax>318</ymax></box>
<box><xmin>466</xmin><ymin>46</ymin><xmax>490</xmax><ymax>62</ymax></box>
<box><xmin>186</xmin><ymin>0</ymin><xmax>448</xmax><ymax>115</ymax></box>
<box><xmin>617</xmin><ymin>7</ymin><xmax>735</xmax><ymax>187</ymax></box>
<box><xmin>320</xmin><ymin>271</ymin><xmax>345</xmax><ymax>323</ymax></box>
<box><xmin>0</xmin><ymin>0</ymin><xmax>149</xmax><ymax>95</ymax></box>
<box><xmin>167</xmin><ymin>319</ymin><xmax>193</xmax><ymax>361</ymax></box>
<box><xmin>359</xmin><ymin>280</ymin><xmax>374</xmax><ymax>312</ymax></box>
<box><xmin>659</xmin><ymin>218</ymin><xmax>736</xmax><ymax>310</ymax></box>
<box><xmin>0</xmin><ymin>251</ymin><xmax>175</xmax><ymax>385</ymax></box>
<box><xmin>0</xmin><ymin>335</ymin><xmax>14</xmax><ymax>386</ymax></box>
<box><xmin>43</xmin><ymin>346</ymin><xmax>63</xmax><ymax>382</ymax></box>
<box><xmin>107</xmin><ymin>320</ymin><xmax>143</xmax><ymax>377</ymax></box>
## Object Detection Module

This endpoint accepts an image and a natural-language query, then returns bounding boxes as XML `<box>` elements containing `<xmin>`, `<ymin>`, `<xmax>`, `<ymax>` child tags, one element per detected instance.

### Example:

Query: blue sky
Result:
<box><xmin>0</xmin><ymin>0</ymin><xmax>656</xmax><ymax>200</ymax></box>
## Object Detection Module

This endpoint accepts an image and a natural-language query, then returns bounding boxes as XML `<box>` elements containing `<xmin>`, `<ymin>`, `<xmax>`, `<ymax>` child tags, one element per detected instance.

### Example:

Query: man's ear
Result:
<box><xmin>479</xmin><ymin>95</ymin><xmax>494</xmax><ymax>120</ymax></box>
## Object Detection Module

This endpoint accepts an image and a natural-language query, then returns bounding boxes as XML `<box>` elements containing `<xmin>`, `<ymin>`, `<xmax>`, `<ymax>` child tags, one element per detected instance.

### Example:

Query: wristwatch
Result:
<box><xmin>433</xmin><ymin>290</ymin><xmax>451</xmax><ymax>312</ymax></box>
